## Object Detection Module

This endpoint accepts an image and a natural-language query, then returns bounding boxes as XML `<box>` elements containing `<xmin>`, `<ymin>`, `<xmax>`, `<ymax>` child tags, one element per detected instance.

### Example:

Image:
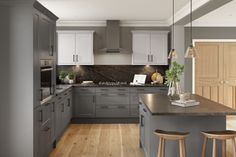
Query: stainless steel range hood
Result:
<box><xmin>100</xmin><ymin>20</ymin><xmax>129</xmax><ymax>53</ymax></box>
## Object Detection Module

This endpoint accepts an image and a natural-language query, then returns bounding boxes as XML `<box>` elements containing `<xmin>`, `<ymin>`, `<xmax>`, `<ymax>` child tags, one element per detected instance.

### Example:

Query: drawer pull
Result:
<box><xmin>140</xmin><ymin>115</ymin><xmax>144</xmax><ymax>127</ymax></box>
<box><xmin>118</xmin><ymin>106</ymin><xmax>126</xmax><ymax>109</ymax></box>
<box><xmin>101</xmin><ymin>106</ymin><xmax>109</xmax><ymax>109</ymax></box>
<box><xmin>118</xmin><ymin>94</ymin><xmax>127</xmax><ymax>96</ymax></box>
<box><xmin>101</xmin><ymin>89</ymin><xmax>109</xmax><ymax>91</ymax></box>
<box><xmin>44</xmin><ymin>127</ymin><xmax>51</xmax><ymax>132</ymax></box>
<box><xmin>143</xmin><ymin>108</ymin><xmax>147</xmax><ymax>112</ymax></box>
<box><xmin>64</xmin><ymin>93</ymin><xmax>68</xmax><ymax>96</ymax></box>
<box><xmin>117</xmin><ymin>89</ymin><xmax>126</xmax><ymax>91</ymax></box>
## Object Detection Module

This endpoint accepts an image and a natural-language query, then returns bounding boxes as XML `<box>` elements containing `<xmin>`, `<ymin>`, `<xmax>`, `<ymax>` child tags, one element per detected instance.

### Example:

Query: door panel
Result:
<box><xmin>224</xmin><ymin>43</ymin><xmax>236</xmax><ymax>109</ymax></box>
<box><xmin>57</xmin><ymin>33</ymin><xmax>76</xmax><ymax>65</ymax></box>
<box><xmin>195</xmin><ymin>42</ymin><xmax>224</xmax><ymax>104</ymax></box>
<box><xmin>132</xmin><ymin>33</ymin><xmax>150</xmax><ymax>65</ymax></box>
<box><xmin>151</xmin><ymin>33</ymin><xmax>168</xmax><ymax>65</ymax></box>
<box><xmin>76</xmin><ymin>33</ymin><xmax>94</xmax><ymax>65</ymax></box>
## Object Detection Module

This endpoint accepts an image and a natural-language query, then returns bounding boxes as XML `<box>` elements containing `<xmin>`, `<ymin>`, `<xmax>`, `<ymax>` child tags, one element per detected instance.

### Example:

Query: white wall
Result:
<box><xmin>0</xmin><ymin>2</ymin><xmax>34</xmax><ymax>157</ymax></box>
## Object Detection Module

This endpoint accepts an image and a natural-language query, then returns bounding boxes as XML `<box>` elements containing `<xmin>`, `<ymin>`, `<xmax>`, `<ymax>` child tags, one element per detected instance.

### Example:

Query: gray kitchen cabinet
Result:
<box><xmin>96</xmin><ymin>87</ymin><xmax>130</xmax><ymax>118</ymax></box>
<box><xmin>139</xmin><ymin>101</ymin><xmax>151</xmax><ymax>157</ymax></box>
<box><xmin>34</xmin><ymin>102</ymin><xmax>53</xmax><ymax>157</ymax></box>
<box><xmin>73</xmin><ymin>87</ymin><xmax>96</xmax><ymax>117</ymax></box>
<box><xmin>55</xmin><ymin>97</ymin><xmax>65</xmax><ymax>138</ymax></box>
<box><xmin>38</xmin><ymin>14</ymin><xmax>56</xmax><ymax>60</ymax></box>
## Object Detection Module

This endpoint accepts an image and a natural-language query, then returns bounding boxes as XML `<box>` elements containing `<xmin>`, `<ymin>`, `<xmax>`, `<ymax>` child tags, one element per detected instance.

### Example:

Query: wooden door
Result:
<box><xmin>224</xmin><ymin>43</ymin><xmax>236</xmax><ymax>109</ymax></box>
<box><xmin>195</xmin><ymin>42</ymin><xmax>224</xmax><ymax>104</ymax></box>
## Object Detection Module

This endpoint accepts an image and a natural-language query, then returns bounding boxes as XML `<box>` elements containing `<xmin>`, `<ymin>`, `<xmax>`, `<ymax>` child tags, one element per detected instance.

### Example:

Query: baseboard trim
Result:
<box><xmin>71</xmin><ymin>117</ymin><xmax>139</xmax><ymax>124</ymax></box>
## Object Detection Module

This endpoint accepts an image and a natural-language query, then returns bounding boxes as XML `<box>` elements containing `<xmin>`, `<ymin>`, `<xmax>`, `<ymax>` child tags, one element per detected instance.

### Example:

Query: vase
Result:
<box><xmin>167</xmin><ymin>81</ymin><xmax>181</xmax><ymax>101</ymax></box>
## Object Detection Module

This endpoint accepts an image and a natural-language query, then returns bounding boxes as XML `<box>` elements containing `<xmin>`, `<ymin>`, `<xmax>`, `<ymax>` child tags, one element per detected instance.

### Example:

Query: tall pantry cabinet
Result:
<box><xmin>33</xmin><ymin>2</ymin><xmax>58</xmax><ymax>157</ymax></box>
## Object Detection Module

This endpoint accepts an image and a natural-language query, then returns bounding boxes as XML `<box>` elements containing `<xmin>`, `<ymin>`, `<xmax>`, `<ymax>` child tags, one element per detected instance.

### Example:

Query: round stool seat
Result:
<box><xmin>155</xmin><ymin>129</ymin><xmax>189</xmax><ymax>140</ymax></box>
<box><xmin>154</xmin><ymin>129</ymin><xmax>189</xmax><ymax>157</ymax></box>
<box><xmin>202</xmin><ymin>130</ymin><xmax>236</xmax><ymax>140</ymax></box>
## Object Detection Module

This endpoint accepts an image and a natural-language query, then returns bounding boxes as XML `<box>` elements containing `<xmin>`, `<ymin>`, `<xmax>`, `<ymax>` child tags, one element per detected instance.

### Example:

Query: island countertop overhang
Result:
<box><xmin>139</xmin><ymin>94</ymin><xmax>236</xmax><ymax>116</ymax></box>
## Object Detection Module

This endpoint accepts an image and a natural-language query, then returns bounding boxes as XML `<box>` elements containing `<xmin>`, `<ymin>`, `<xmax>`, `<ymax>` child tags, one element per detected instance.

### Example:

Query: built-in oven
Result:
<box><xmin>40</xmin><ymin>60</ymin><xmax>55</xmax><ymax>101</ymax></box>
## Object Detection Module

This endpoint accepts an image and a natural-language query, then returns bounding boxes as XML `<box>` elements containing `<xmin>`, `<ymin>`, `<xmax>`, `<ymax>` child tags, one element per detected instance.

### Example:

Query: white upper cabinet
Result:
<box><xmin>132</xmin><ymin>31</ymin><xmax>168</xmax><ymax>65</ymax></box>
<box><xmin>57</xmin><ymin>31</ymin><xmax>94</xmax><ymax>65</ymax></box>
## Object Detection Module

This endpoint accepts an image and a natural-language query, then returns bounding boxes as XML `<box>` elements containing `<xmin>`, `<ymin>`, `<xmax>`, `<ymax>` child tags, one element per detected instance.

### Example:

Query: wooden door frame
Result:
<box><xmin>192</xmin><ymin>39</ymin><xmax>236</xmax><ymax>94</ymax></box>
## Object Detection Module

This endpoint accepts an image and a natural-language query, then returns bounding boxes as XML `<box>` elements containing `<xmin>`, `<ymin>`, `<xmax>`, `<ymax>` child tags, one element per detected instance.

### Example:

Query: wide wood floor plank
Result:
<box><xmin>49</xmin><ymin>124</ymin><xmax>144</xmax><ymax>157</ymax></box>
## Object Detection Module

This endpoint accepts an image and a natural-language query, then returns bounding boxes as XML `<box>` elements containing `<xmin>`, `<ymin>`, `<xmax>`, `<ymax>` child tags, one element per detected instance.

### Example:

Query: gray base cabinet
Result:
<box><xmin>73</xmin><ymin>88</ymin><xmax>96</xmax><ymax>117</ymax></box>
<box><xmin>72</xmin><ymin>86</ymin><xmax>167</xmax><ymax>119</ymax></box>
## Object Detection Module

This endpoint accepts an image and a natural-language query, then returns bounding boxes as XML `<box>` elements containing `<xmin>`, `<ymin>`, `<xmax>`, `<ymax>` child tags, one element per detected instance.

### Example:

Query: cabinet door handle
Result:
<box><xmin>140</xmin><ymin>115</ymin><xmax>144</xmax><ymax>127</ymax></box>
<box><xmin>67</xmin><ymin>98</ymin><xmax>70</xmax><ymax>107</ymax></box>
<box><xmin>61</xmin><ymin>103</ymin><xmax>64</xmax><ymax>112</ymax></box>
<box><xmin>52</xmin><ymin>102</ymin><xmax>55</xmax><ymax>112</ymax></box>
<box><xmin>73</xmin><ymin>55</ymin><xmax>75</xmax><ymax>62</ymax></box>
<box><xmin>143</xmin><ymin>108</ymin><xmax>147</xmax><ymax>113</ymax></box>
<box><xmin>39</xmin><ymin>110</ymin><xmax>43</xmax><ymax>122</ymax></box>
<box><xmin>50</xmin><ymin>45</ymin><xmax>54</xmax><ymax>56</ymax></box>
<box><xmin>151</xmin><ymin>55</ymin><xmax>153</xmax><ymax>62</ymax></box>
<box><xmin>147</xmin><ymin>54</ymin><xmax>150</xmax><ymax>62</ymax></box>
<box><xmin>93</xmin><ymin>96</ymin><xmax>95</xmax><ymax>103</ymax></box>
<box><xmin>76</xmin><ymin>55</ymin><xmax>79</xmax><ymax>62</ymax></box>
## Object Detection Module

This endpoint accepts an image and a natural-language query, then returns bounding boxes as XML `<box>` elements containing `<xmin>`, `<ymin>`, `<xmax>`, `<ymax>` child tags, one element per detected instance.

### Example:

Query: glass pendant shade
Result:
<box><xmin>168</xmin><ymin>49</ymin><xmax>178</xmax><ymax>59</ymax></box>
<box><xmin>185</xmin><ymin>44</ymin><xmax>198</xmax><ymax>58</ymax></box>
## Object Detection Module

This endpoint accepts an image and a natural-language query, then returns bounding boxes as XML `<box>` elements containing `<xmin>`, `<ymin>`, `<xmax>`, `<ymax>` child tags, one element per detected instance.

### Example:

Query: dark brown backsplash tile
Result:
<box><xmin>57</xmin><ymin>65</ymin><xmax>169</xmax><ymax>84</ymax></box>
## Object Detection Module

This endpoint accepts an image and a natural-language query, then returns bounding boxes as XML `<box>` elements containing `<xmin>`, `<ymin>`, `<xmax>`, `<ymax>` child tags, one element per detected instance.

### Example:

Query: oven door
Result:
<box><xmin>40</xmin><ymin>60</ymin><xmax>54</xmax><ymax>100</ymax></box>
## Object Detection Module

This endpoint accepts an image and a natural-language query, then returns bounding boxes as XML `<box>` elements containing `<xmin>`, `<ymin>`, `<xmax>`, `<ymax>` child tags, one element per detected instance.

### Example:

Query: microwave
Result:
<box><xmin>40</xmin><ymin>60</ymin><xmax>55</xmax><ymax>101</ymax></box>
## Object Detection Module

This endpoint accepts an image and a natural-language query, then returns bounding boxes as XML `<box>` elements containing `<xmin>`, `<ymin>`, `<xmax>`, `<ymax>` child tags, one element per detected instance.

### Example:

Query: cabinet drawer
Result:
<box><xmin>74</xmin><ymin>87</ymin><xmax>96</xmax><ymax>93</ymax></box>
<box><xmin>130</xmin><ymin>87</ymin><xmax>168</xmax><ymax>93</ymax></box>
<box><xmin>96</xmin><ymin>105</ymin><xmax>129</xmax><ymax>117</ymax></box>
<box><xmin>96</xmin><ymin>87</ymin><xmax>129</xmax><ymax>93</ymax></box>
<box><xmin>96</xmin><ymin>93</ymin><xmax>129</xmax><ymax>105</ymax></box>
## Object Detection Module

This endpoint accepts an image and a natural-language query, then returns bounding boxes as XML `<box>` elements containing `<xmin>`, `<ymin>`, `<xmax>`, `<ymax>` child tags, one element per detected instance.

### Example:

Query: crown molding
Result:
<box><xmin>167</xmin><ymin>0</ymin><xmax>211</xmax><ymax>25</ymax></box>
<box><xmin>57</xmin><ymin>20</ymin><xmax>170</xmax><ymax>27</ymax></box>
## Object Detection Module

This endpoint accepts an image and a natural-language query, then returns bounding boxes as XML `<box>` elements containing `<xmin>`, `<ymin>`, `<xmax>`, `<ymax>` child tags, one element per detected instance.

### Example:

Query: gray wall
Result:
<box><xmin>0</xmin><ymin>2</ymin><xmax>34</xmax><ymax>157</ymax></box>
<box><xmin>57</xmin><ymin>26</ymin><xmax>171</xmax><ymax>65</ymax></box>
<box><xmin>171</xmin><ymin>25</ymin><xmax>185</xmax><ymax>90</ymax></box>
<box><xmin>185</xmin><ymin>27</ymin><xmax>236</xmax><ymax>92</ymax></box>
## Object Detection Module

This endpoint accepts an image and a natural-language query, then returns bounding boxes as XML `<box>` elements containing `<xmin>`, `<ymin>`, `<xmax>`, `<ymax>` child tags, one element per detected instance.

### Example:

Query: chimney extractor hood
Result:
<box><xmin>100</xmin><ymin>20</ymin><xmax>129</xmax><ymax>53</ymax></box>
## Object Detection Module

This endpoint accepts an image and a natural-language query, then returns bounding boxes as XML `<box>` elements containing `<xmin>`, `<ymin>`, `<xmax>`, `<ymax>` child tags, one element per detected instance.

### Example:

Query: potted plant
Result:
<box><xmin>67</xmin><ymin>72</ymin><xmax>76</xmax><ymax>84</ymax></box>
<box><xmin>165</xmin><ymin>61</ymin><xmax>184</xmax><ymax>100</ymax></box>
<box><xmin>59</xmin><ymin>71</ymin><xmax>68</xmax><ymax>83</ymax></box>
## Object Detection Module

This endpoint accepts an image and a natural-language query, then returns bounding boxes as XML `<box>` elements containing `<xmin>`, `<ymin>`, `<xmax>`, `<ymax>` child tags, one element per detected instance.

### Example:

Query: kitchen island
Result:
<box><xmin>139</xmin><ymin>94</ymin><xmax>236</xmax><ymax>157</ymax></box>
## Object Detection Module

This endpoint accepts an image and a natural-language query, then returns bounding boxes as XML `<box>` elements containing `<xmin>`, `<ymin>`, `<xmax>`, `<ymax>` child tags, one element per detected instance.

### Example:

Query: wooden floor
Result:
<box><xmin>49</xmin><ymin>124</ymin><xmax>144</xmax><ymax>157</ymax></box>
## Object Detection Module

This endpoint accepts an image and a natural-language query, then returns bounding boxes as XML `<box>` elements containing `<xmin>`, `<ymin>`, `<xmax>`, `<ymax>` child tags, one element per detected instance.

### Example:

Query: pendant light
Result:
<box><xmin>185</xmin><ymin>0</ymin><xmax>198</xmax><ymax>58</ymax></box>
<box><xmin>168</xmin><ymin>0</ymin><xmax>178</xmax><ymax>59</ymax></box>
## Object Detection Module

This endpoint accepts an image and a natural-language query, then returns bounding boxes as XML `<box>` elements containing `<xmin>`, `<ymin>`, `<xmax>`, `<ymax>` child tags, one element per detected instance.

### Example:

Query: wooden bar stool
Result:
<box><xmin>201</xmin><ymin>130</ymin><xmax>236</xmax><ymax>157</ymax></box>
<box><xmin>154</xmin><ymin>129</ymin><xmax>189</xmax><ymax>157</ymax></box>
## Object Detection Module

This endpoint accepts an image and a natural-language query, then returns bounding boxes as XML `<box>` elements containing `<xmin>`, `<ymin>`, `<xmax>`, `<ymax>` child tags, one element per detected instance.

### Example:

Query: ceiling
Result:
<box><xmin>193</xmin><ymin>0</ymin><xmax>236</xmax><ymax>26</ymax></box>
<box><xmin>38</xmin><ymin>0</ymin><xmax>189</xmax><ymax>22</ymax></box>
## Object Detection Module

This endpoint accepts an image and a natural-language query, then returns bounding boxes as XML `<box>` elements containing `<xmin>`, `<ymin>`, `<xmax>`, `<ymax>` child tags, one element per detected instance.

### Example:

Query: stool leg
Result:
<box><xmin>201</xmin><ymin>137</ymin><xmax>208</xmax><ymax>157</ymax></box>
<box><xmin>222</xmin><ymin>140</ymin><xmax>226</xmax><ymax>157</ymax></box>
<box><xmin>232</xmin><ymin>138</ymin><xmax>236</xmax><ymax>157</ymax></box>
<box><xmin>212</xmin><ymin>139</ymin><xmax>217</xmax><ymax>157</ymax></box>
<box><xmin>179</xmin><ymin>139</ymin><xmax>186</xmax><ymax>157</ymax></box>
<box><xmin>161</xmin><ymin>139</ymin><xmax>165</xmax><ymax>157</ymax></box>
<box><xmin>157</xmin><ymin>137</ymin><xmax>163</xmax><ymax>157</ymax></box>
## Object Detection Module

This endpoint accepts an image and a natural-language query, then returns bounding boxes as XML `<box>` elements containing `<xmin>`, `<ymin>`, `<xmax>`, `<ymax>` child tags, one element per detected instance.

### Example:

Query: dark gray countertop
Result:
<box><xmin>140</xmin><ymin>94</ymin><xmax>236</xmax><ymax>116</ymax></box>
<box><xmin>63</xmin><ymin>83</ymin><xmax>167</xmax><ymax>88</ymax></box>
